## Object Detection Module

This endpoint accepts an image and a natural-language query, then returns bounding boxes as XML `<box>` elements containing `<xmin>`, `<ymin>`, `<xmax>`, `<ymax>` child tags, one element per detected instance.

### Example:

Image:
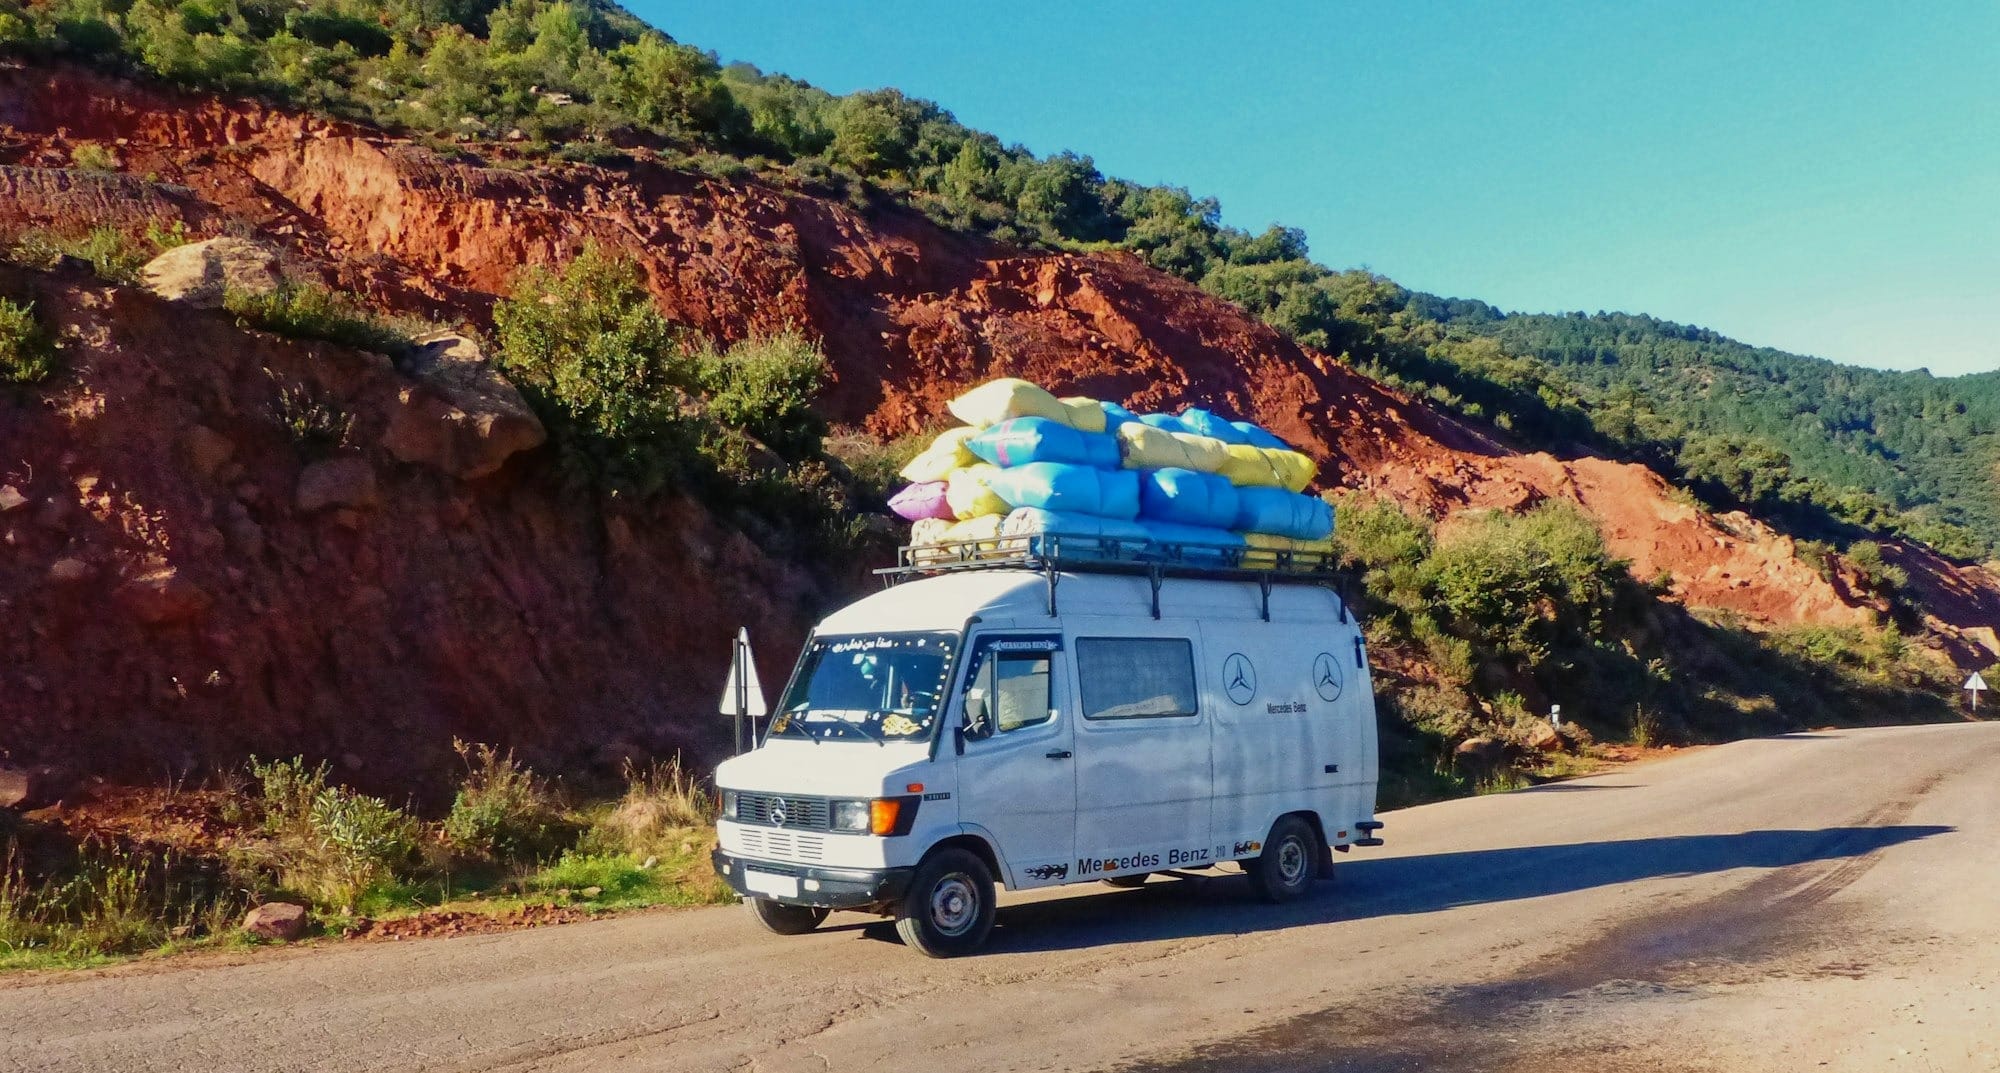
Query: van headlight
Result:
<box><xmin>830</xmin><ymin>797</ymin><xmax>916</xmax><ymax>836</ymax></box>
<box><xmin>830</xmin><ymin>800</ymin><xmax>870</xmax><ymax>832</ymax></box>
<box><xmin>721</xmin><ymin>790</ymin><xmax>738</xmax><ymax>820</ymax></box>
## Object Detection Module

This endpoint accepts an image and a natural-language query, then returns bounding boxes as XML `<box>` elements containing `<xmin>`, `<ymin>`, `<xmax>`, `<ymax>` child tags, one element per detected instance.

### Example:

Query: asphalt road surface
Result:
<box><xmin>4</xmin><ymin>722</ymin><xmax>1997</xmax><ymax>1073</ymax></box>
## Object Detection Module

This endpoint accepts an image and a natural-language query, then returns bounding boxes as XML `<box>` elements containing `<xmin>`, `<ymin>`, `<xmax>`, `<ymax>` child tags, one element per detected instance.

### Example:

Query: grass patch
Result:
<box><xmin>226</xmin><ymin>281</ymin><xmax>415</xmax><ymax>357</ymax></box>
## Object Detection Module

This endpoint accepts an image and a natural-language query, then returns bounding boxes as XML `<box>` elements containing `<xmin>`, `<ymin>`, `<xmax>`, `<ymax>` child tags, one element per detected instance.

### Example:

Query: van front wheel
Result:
<box><xmin>748</xmin><ymin>897</ymin><xmax>829</xmax><ymax>935</ymax></box>
<box><xmin>894</xmin><ymin>848</ymin><xmax>996</xmax><ymax>957</ymax></box>
<box><xmin>1246</xmin><ymin>816</ymin><xmax>1318</xmax><ymax>903</ymax></box>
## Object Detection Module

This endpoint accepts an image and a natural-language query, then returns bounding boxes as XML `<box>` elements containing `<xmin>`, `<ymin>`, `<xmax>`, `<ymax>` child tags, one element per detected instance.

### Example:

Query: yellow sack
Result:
<box><xmin>1059</xmin><ymin>396</ymin><xmax>1108</xmax><ymax>433</ymax></box>
<box><xmin>1242</xmin><ymin>531</ymin><xmax>1336</xmax><ymax>555</ymax></box>
<box><xmin>1266</xmin><ymin>449</ymin><xmax>1317</xmax><ymax>493</ymax></box>
<box><xmin>1219</xmin><ymin>443</ymin><xmax>1282</xmax><ymax>487</ymax></box>
<box><xmin>910</xmin><ymin>517</ymin><xmax>954</xmax><ymax>547</ymax></box>
<box><xmin>947</xmin><ymin>378</ymin><xmax>1071</xmax><ymax>428</ymax></box>
<box><xmin>912</xmin><ymin>514</ymin><xmax>1007</xmax><ymax>564</ymax></box>
<box><xmin>1241</xmin><ymin>531</ymin><xmax>1337</xmax><ymax>568</ymax></box>
<box><xmin>945</xmin><ymin>464</ymin><xmax>1009</xmax><ymax>519</ymax></box>
<box><xmin>898</xmin><ymin>426</ymin><xmax>978</xmax><ymax>483</ymax></box>
<box><xmin>1115</xmin><ymin>423</ymin><xmax>1230</xmax><ymax>474</ymax></box>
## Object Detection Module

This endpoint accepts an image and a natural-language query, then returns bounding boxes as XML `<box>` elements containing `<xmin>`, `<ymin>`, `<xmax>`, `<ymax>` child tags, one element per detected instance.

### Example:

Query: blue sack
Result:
<box><xmin>984</xmin><ymin>462</ymin><xmax>1141</xmax><ymax>519</ymax></box>
<box><xmin>1230</xmin><ymin>421</ymin><xmax>1289</xmax><ymax>450</ymax></box>
<box><xmin>1132</xmin><ymin>520</ymin><xmax>1244</xmax><ymax>563</ymax></box>
<box><xmin>967</xmin><ymin>417</ymin><xmax>1122</xmax><ymax>469</ymax></box>
<box><xmin>1099</xmin><ymin>401</ymin><xmax>1139</xmax><ymax>430</ymax></box>
<box><xmin>1138</xmin><ymin>467</ymin><xmax>1240</xmax><ymax>529</ymax></box>
<box><xmin>1177</xmin><ymin>408</ymin><xmax>1250</xmax><ymax>446</ymax></box>
<box><xmin>1137</xmin><ymin>413</ymin><xmax>1189</xmax><ymax>434</ymax></box>
<box><xmin>1234</xmin><ymin>487</ymin><xmax>1334</xmax><ymax>541</ymax></box>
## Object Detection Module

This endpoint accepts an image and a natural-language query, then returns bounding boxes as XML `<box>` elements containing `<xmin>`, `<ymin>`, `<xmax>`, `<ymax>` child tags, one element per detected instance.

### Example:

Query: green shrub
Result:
<box><xmin>248</xmin><ymin>756</ymin><xmax>419</xmax><ymax>909</ymax></box>
<box><xmin>1421</xmin><ymin>502</ymin><xmax>1625</xmax><ymax>663</ymax></box>
<box><xmin>0</xmin><ymin>297</ymin><xmax>56</xmax><ymax>386</ymax></box>
<box><xmin>226</xmin><ymin>282</ymin><xmax>413</xmax><ymax>357</ymax></box>
<box><xmin>69</xmin><ymin>142</ymin><xmax>118</xmax><ymax>171</ymax></box>
<box><xmin>493</xmin><ymin>243</ymin><xmax>701</xmax><ymax>494</ymax></box>
<box><xmin>442</xmin><ymin>741</ymin><xmax>567</xmax><ymax>862</ymax></box>
<box><xmin>263</xmin><ymin>367</ymin><xmax>353</xmax><ymax>458</ymax></box>
<box><xmin>695</xmin><ymin>328</ymin><xmax>829</xmax><ymax>462</ymax></box>
<box><xmin>9</xmin><ymin>225</ymin><xmax>153</xmax><ymax>284</ymax></box>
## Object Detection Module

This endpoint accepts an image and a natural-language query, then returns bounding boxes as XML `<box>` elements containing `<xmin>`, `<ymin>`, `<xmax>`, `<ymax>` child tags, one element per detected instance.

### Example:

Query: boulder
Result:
<box><xmin>1453</xmin><ymin>736</ymin><xmax>1507</xmax><ymax>769</ymax></box>
<box><xmin>1524</xmin><ymin>719</ymin><xmax>1565</xmax><ymax>753</ymax></box>
<box><xmin>46</xmin><ymin>557</ymin><xmax>91</xmax><ymax>584</ymax></box>
<box><xmin>296</xmin><ymin>457</ymin><xmax>379</xmax><ymax>512</ymax></box>
<box><xmin>0</xmin><ymin>764</ymin><xmax>39</xmax><ymax>810</ymax></box>
<box><xmin>179</xmin><ymin>425</ymin><xmax>237</xmax><ymax>481</ymax></box>
<box><xmin>117</xmin><ymin>567</ymin><xmax>212</xmax><ymax>625</ymax></box>
<box><xmin>141</xmin><ymin>238</ymin><xmax>283</xmax><ymax>309</ymax></box>
<box><xmin>381</xmin><ymin>334</ymin><xmax>546</xmax><ymax>479</ymax></box>
<box><xmin>0</xmin><ymin>486</ymin><xmax>26</xmax><ymax>512</ymax></box>
<box><xmin>242</xmin><ymin>902</ymin><xmax>309</xmax><ymax>942</ymax></box>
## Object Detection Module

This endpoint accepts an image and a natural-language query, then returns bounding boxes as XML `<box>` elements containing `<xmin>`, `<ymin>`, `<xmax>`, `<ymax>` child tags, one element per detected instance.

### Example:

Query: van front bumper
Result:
<box><xmin>712</xmin><ymin>850</ymin><xmax>915</xmax><ymax>910</ymax></box>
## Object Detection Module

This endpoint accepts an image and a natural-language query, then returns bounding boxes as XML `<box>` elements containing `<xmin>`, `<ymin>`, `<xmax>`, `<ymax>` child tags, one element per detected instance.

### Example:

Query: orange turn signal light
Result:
<box><xmin>906</xmin><ymin>782</ymin><xmax>924</xmax><ymax>793</ymax></box>
<box><xmin>870</xmin><ymin>798</ymin><xmax>902</xmax><ymax>836</ymax></box>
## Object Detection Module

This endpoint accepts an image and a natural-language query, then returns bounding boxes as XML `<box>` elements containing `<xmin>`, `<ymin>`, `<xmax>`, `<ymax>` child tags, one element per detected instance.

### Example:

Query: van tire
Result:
<box><xmin>1102</xmin><ymin>874</ymin><xmax>1151</xmax><ymax>888</ymax></box>
<box><xmin>1247</xmin><ymin>816</ymin><xmax>1318</xmax><ymax>903</ymax></box>
<box><xmin>748</xmin><ymin>897</ymin><xmax>829</xmax><ymax>936</ymax></box>
<box><xmin>895</xmin><ymin>848</ymin><xmax>996</xmax><ymax>957</ymax></box>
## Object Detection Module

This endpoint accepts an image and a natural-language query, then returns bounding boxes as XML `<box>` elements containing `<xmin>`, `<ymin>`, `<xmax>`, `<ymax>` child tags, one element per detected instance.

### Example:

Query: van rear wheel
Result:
<box><xmin>748</xmin><ymin>897</ymin><xmax>829</xmax><ymax>935</ymax></box>
<box><xmin>1246</xmin><ymin>816</ymin><xmax>1318</xmax><ymax>903</ymax></box>
<box><xmin>894</xmin><ymin>847</ymin><xmax>996</xmax><ymax>957</ymax></box>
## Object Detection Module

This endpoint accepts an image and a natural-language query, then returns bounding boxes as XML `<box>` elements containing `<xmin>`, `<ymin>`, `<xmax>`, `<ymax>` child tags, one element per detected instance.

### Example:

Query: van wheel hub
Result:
<box><xmin>1278</xmin><ymin>839</ymin><xmax>1306</xmax><ymax>882</ymax></box>
<box><xmin>930</xmin><ymin>874</ymin><xmax>978</xmax><ymax>935</ymax></box>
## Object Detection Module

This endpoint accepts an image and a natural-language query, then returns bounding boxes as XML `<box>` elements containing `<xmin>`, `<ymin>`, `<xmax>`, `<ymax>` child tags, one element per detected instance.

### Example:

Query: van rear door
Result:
<box><xmin>1068</xmin><ymin>628</ymin><xmax>1215</xmax><ymax>879</ymax></box>
<box><xmin>952</xmin><ymin>633</ymin><xmax>1076</xmax><ymax>888</ymax></box>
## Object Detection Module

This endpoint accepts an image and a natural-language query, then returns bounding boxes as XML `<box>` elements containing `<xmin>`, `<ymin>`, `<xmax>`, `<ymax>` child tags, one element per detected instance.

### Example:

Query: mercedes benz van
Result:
<box><xmin>711</xmin><ymin>539</ymin><xmax>1381</xmax><ymax>957</ymax></box>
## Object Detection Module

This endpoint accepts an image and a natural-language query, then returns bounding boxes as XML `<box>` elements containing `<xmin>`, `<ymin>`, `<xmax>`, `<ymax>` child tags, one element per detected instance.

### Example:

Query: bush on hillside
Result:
<box><xmin>442</xmin><ymin>741</ymin><xmax>569</xmax><ymax>862</ymax></box>
<box><xmin>0</xmin><ymin>297</ymin><xmax>56</xmax><ymax>386</ymax></box>
<box><xmin>694</xmin><ymin>328</ymin><xmax>829</xmax><ymax>463</ymax></box>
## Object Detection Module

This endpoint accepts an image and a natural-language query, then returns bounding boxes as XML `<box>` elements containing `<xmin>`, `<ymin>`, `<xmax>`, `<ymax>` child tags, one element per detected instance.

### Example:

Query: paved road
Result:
<box><xmin>4</xmin><ymin>722</ymin><xmax>1997</xmax><ymax>1073</ymax></box>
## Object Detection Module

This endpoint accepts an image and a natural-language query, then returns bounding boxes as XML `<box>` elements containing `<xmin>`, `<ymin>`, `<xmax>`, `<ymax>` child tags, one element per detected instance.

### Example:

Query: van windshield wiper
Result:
<box><xmin>843</xmin><ymin>715</ymin><xmax>888</xmax><ymax>747</ymax></box>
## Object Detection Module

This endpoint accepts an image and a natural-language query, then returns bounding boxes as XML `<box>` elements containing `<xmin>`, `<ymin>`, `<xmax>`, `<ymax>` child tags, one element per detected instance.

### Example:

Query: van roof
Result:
<box><xmin>817</xmin><ymin>570</ymin><xmax>1350</xmax><ymax>635</ymax></box>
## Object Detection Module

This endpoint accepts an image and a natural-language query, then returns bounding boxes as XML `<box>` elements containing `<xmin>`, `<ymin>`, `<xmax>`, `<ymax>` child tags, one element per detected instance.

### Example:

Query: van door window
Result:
<box><xmin>1077</xmin><ymin>637</ymin><xmax>1198</xmax><ymax>719</ymax></box>
<box><xmin>970</xmin><ymin>652</ymin><xmax>1054</xmax><ymax>734</ymax></box>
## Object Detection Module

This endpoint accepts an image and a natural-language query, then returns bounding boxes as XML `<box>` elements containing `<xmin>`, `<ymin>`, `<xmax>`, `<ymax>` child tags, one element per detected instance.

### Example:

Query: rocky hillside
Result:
<box><xmin>3</xmin><ymin>62</ymin><xmax>1995</xmax><ymax>789</ymax></box>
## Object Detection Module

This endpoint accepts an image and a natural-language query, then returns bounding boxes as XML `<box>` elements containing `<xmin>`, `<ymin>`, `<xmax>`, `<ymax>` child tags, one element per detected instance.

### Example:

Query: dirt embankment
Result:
<box><xmin>2</xmin><ymin>63</ymin><xmax>1993</xmax><ymax>784</ymax></box>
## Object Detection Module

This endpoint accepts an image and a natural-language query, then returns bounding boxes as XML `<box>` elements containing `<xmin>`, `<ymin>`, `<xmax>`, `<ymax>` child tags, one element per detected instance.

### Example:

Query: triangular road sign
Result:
<box><xmin>1967</xmin><ymin>672</ymin><xmax>1989</xmax><ymax>692</ymax></box>
<box><xmin>720</xmin><ymin>627</ymin><xmax>768</xmax><ymax>717</ymax></box>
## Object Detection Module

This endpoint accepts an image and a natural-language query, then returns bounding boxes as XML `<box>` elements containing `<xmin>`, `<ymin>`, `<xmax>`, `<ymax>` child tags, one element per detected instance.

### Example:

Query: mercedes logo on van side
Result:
<box><xmin>769</xmin><ymin>800</ymin><xmax>788</xmax><ymax>827</ymax></box>
<box><xmin>1313</xmin><ymin>652</ymin><xmax>1344</xmax><ymax>702</ymax></box>
<box><xmin>1223</xmin><ymin>653</ymin><xmax>1257</xmax><ymax>705</ymax></box>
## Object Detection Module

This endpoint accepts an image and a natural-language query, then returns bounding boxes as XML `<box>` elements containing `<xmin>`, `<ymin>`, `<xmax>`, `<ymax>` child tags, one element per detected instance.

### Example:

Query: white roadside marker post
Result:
<box><xmin>1967</xmin><ymin>672</ymin><xmax>1988</xmax><ymax>715</ymax></box>
<box><xmin>720</xmin><ymin>627</ymin><xmax>768</xmax><ymax>755</ymax></box>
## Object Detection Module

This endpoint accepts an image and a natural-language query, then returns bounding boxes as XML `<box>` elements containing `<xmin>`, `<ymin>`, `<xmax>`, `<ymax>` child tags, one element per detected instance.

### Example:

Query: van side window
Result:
<box><xmin>1077</xmin><ymin>638</ymin><xmax>1198</xmax><ymax>719</ymax></box>
<box><xmin>971</xmin><ymin>651</ymin><xmax>1054</xmax><ymax>733</ymax></box>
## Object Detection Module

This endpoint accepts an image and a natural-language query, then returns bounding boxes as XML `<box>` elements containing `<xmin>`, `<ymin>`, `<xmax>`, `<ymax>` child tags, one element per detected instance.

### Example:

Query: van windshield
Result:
<box><xmin>767</xmin><ymin>632</ymin><xmax>959</xmax><ymax>744</ymax></box>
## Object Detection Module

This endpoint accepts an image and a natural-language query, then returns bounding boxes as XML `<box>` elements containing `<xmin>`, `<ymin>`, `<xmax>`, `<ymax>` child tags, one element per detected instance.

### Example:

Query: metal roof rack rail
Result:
<box><xmin>875</xmin><ymin>533</ymin><xmax>1355</xmax><ymax>622</ymax></box>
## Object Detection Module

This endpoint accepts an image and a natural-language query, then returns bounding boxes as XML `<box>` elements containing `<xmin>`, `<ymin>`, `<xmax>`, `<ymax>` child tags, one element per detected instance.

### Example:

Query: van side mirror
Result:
<box><xmin>963</xmin><ymin>688</ymin><xmax>992</xmax><ymax>741</ymax></box>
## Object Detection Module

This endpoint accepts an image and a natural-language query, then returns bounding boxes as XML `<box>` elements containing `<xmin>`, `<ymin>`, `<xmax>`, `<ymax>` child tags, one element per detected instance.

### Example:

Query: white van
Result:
<box><xmin>711</xmin><ymin>539</ymin><xmax>1382</xmax><ymax>956</ymax></box>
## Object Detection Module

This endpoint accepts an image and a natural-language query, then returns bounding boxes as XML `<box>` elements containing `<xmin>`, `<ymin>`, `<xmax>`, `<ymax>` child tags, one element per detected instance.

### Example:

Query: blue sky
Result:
<box><xmin>639</xmin><ymin>2</ymin><xmax>1998</xmax><ymax>377</ymax></box>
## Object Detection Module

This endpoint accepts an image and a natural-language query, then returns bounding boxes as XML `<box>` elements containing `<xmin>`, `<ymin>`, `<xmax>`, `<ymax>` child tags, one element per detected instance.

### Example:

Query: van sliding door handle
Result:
<box><xmin>1044</xmin><ymin>750</ymin><xmax>1072</xmax><ymax>759</ymax></box>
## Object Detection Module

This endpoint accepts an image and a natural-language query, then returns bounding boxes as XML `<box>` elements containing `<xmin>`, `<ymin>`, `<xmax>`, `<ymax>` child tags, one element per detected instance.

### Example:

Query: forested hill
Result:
<box><xmin>1</xmin><ymin>0</ymin><xmax>1993</xmax><ymax>557</ymax></box>
<box><xmin>1409</xmin><ymin>301</ymin><xmax>2000</xmax><ymax>558</ymax></box>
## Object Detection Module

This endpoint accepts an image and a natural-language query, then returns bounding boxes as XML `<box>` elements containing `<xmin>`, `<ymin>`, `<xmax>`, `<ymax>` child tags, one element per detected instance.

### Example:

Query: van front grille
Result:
<box><xmin>737</xmin><ymin>828</ymin><xmax>826</xmax><ymax>863</ymax></box>
<box><xmin>736</xmin><ymin>793</ymin><xmax>831</xmax><ymax>830</ymax></box>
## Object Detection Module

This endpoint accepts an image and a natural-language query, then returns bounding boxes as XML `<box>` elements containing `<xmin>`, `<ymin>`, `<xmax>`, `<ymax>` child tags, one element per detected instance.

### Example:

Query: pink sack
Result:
<box><xmin>888</xmin><ymin>481</ymin><xmax>955</xmax><ymax>521</ymax></box>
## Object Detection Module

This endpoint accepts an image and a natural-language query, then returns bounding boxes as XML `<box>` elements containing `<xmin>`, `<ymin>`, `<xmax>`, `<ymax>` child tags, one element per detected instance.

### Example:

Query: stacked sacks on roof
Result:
<box><xmin>889</xmin><ymin>377</ymin><xmax>1332</xmax><ymax>562</ymax></box>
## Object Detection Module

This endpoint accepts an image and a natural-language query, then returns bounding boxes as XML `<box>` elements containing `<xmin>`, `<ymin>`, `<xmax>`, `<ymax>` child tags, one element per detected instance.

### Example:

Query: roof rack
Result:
<box><xmin>875</xmin><ymin>533</ymin><xmax>1354</xmax><ymax>623</ymax></box>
